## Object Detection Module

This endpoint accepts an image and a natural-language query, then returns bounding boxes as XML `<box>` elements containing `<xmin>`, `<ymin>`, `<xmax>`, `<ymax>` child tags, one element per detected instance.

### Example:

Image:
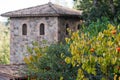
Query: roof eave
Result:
<box><xmin>1</xmin><ymin>14</ymin><xmax>81</xmax><ymax>18</ymax></box>
<box><xmin>1</xmin><ymin>14</ymin><xmax>60</xmax><ymax>17</ymax></box>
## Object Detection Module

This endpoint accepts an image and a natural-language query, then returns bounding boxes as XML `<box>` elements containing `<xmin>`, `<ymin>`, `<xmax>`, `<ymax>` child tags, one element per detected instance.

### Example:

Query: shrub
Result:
<box><xmin>81</xmin><ymin>17</ymin><xmax>110</xmax><ymax>37</ymax></box>
<box><xmin>24</xmin><ymin>43</ymin><xmax>78</xmax><ymax>80</ymax></box>
<box><xmin>65</xmin><ymin>24</ymin><xmax>120</xmax><ymax>80</ymax></box>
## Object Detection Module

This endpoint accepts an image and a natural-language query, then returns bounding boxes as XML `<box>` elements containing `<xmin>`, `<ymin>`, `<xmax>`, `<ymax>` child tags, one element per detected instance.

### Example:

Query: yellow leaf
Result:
<box><xmin>29</xmin><ymin>55</ymin><xmax>34</xmax><ymax>61</ymax></box>
<box><xmin>37</xmin><ymin>53</ymin><xmax>42</xmax><ymax>58</ymax></box>
<box><xmin>65</xmin><ymin>57</ymin><xmax>71</xmax><ymax>64</ymax></box>
<box><xmin>65</xmin><ymin>38</ymin><xmax>70</xmax><ymax>43</ymax></box>
<box><xmin>60</xmin><ymin>76</ymin><xmax>64</xmax><ymax>80</ymax></box>
<box><xmin>24</xmin><ymin>57</ymin><xmax>30</xmax><ymax>64</ymax></box>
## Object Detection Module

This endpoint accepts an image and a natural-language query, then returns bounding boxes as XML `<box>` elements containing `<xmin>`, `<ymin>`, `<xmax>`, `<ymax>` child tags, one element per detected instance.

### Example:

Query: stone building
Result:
<box><xmin>1</xmin><ymin>2</ymin><xmax>81</xmax><ymax>64</ymax></box>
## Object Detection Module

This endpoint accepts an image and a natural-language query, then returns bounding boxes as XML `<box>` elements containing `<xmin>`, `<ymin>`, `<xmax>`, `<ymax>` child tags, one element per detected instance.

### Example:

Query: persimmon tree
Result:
<box><xmin>65</xmin><ymin>24</ymin><xmax>120</xmax><ymax>80</ymax></box>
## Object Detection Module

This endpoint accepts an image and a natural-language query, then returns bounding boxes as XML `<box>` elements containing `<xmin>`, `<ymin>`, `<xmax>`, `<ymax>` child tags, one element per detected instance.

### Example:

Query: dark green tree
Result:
<box><xmin>73</xmin><ymin>0</ymin><xmax>120</xmax><ymax>23</ymax></box>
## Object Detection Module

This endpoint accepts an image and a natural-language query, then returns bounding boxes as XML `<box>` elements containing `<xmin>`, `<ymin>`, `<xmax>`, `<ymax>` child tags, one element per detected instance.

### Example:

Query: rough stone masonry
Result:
<box><xmin>1</xmin><ymin>2</ymin><xmax>82</xmax><ymax>64</ymax></box>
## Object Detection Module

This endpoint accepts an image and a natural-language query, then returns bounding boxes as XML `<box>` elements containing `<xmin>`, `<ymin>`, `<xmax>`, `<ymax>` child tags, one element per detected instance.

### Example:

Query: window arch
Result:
<box><xmin>66</xmin><ymin>24</ymin><xmax>69</xmax><ymax>35</ymax></box>
<box><xmin>22</xmin><ymin>24</ymin><xmax>27</xmax><ymax>35</ymax></box>
<box><xmin>40</xmin><ymin>23</ymin><xmax>45</xmax><ymax>35</ymax></box>
<box><xmin>77</xmin><ymin>24</ymin><xmax>81</xmax><ymax>30</ymax></box>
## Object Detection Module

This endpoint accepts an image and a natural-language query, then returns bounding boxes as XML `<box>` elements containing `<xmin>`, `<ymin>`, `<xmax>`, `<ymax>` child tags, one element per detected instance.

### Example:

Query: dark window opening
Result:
<box><xmin>40</xmin><ymin>23</ymin><xmax>45</xmax><ymax>35</ymax></box>
<box><xmin>10</xmin><ymin>78</ymin><xmax>27</xmax><ymax>80</ymax></box>
<box><xmin>66</xmin><ymin>24</ymin><xmax>69</xmax><ymax>35</ymax></box>
<box><xmin>22</xmin><ymin>24</ymin><xmax>27</xmax><ymax>35</ymax></box>
<box><xmin>77</xmin><ymin>24</ymin><xmax>81</xmax><ymax>30</ymax></box>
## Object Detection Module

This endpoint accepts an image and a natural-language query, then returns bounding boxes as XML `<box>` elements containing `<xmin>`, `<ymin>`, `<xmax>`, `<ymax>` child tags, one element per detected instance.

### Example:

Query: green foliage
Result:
<box><xmin>65</xmin><ymin>24</ymin><xmax>120</xmax><ymax>80</ymax></box>
<box><xmin>25</xmin><ymin>43</ymin><xmax>78</xmax><ymax>80</ymax></box>
<box><xmin>0</xmin><ymin>23</ymin><xmax>10</xmax><ymax>64</ymax></box>
<box><xmin>24</xmin><ymin>19</ymin><xmax>120</xmax><ymax>80</ymax></box>
<box><xmin>81</xmin><ymin>17</ymin><xmax>110</xmax><ymax>37</ymax></box>
<box><xmin>74</xmin><ymin>0</ymin><xmax>120</xmax><ymax>23</ymax></box>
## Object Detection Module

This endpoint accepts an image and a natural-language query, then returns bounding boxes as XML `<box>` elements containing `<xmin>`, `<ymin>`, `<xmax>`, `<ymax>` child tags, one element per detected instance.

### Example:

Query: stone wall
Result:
<box><xmin>58</xmin><ymin>17</ymin><xmax>80</xmax><ymax>42</ymax></box>
<box><xmin>10</xmin><ymin>17</ymin><xmax>58</xmax><ymax>64</ymax></box>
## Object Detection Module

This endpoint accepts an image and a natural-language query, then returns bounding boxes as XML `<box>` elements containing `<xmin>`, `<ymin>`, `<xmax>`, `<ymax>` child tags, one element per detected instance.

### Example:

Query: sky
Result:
<box><xmin>0</xmin><ymin>0</ymin><xmax>74</xmax><ymax>22</ymax></box>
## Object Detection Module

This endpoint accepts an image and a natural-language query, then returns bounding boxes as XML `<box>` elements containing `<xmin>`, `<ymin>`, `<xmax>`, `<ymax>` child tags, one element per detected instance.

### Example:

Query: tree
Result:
<box><xmin>73</xmin><ymin>0</ymin><xmax>120</xmax><ymax>23</ymax></box>
<box><xmin>65</xmin><ymin>24</ymin><xmax>120</xmax><ymax>80</ymax></box>
<box><xmin>0</xmin><ymin>23</ymin><xmax>10</xmax><ymax>64</ymax></box>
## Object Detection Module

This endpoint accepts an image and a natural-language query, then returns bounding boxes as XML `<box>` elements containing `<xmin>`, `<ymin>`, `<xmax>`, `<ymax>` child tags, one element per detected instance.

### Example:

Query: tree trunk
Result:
<box><xmin>109</xmin><ymin>0</ymin><xmax>115</xmax><ymax>15</ymax></box>
<box><xmin>93</xmin><ymin>0</ymin><xmax>98</xmax><ymax>8</ymax></box>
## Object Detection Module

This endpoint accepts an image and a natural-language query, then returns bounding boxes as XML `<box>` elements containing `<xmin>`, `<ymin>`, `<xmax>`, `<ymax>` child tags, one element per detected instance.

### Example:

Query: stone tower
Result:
<box><xmin>1</xmin><ymin>2</ymin><xmax>81</xmax><ymax>64</ymax></box>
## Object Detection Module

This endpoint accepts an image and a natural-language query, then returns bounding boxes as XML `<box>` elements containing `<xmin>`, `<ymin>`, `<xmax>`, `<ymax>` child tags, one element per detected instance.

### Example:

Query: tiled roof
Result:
<box><xmin>0</xmin><ymin>64</ymin><xmax>26</xmax><ymax>79</ymax></box>
<box><xmin>1</xmin><ymin>2</ymin><xmax>81</xmax><ymax>17</ymax></box>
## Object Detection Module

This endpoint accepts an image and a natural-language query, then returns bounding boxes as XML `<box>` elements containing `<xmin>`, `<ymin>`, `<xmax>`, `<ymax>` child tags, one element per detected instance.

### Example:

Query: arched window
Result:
<box><xmin>66</xmin><ymin>24</ymin><xmax>69</xmax><ymax>35</ymax></box>
<box><xmin>77</xmin><ymin>24</ymin><xmax>81</xmax><ymax>30</ymax></box>
<box><xmin>22</xmin><ymin>24</ymin><xmax>27</xmax><ymax>35</ymax></box>
<box><xmin>40</xmin><ymin>23</ymin><xmax>45</xmax><ymax>35</ymax></box>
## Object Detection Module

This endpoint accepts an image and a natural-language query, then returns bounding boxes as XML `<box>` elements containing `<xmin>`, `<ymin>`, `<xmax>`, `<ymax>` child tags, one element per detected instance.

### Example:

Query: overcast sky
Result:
<box><xmin>0</xmin><ymin>0</ymin><xmax>73</xmax><ymax>22</ymax></box>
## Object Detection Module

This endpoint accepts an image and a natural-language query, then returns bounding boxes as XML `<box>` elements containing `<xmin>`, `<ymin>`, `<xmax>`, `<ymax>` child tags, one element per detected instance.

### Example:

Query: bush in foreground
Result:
<box><xmin>24</xmin><ymin>23</ymin><xmax>120</xmax><ymax>80</ymax></box>
<box><xmin>65</xmin><ymin>24</ymin><xmax>120</xmax><ymax>80</ymax></box>
<box><xmin>24</xmin><ymin>43</ymin><xmax>78</xmax><ymax>80</ymax></box>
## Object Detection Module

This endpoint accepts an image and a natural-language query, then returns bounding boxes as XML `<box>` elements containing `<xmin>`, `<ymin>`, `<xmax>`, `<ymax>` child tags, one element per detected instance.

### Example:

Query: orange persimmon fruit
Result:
<box><xmin>90</xmin><ymin>48</ymin><xmax>95</xmax><ymax>52</ymax></box>
<box><xmin>116</xmin><ymin>47</ymin><xmax>120</xmax><ymax>52</ymax></box>
<box><xmin>111</xmin><ymin>30</ymin><xmax>117</xmax><ymax>34</ymax></box>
